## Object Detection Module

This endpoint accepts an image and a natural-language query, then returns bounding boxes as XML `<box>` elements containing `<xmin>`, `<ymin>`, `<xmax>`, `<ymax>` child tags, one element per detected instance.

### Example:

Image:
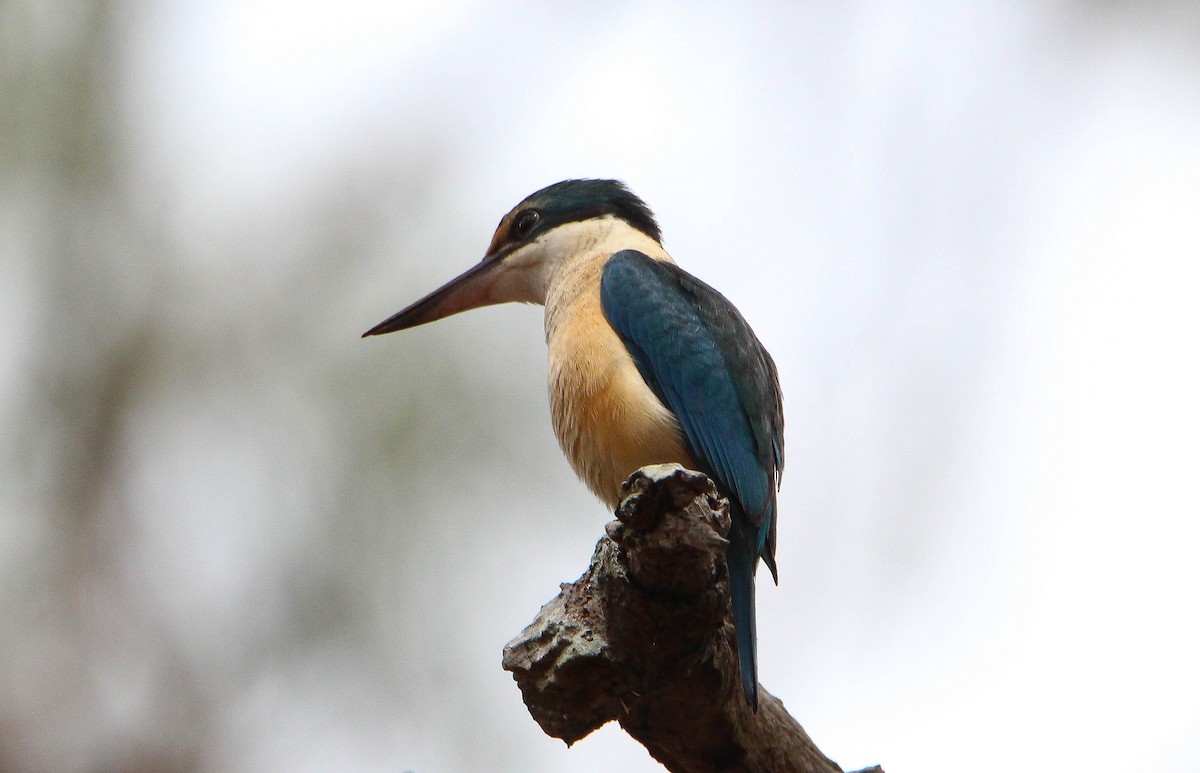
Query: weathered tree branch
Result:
<box><xmin>502</xmin><ymin>464</ymin><xmax>883</xmax><ymax>773</ymax></box>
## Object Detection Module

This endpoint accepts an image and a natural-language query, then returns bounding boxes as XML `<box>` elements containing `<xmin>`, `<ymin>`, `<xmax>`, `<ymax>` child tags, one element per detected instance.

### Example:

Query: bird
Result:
<box><xmin>363</xmin><ymin>179</ymin><xmax>783</xmax><ymax>710</ymax></box>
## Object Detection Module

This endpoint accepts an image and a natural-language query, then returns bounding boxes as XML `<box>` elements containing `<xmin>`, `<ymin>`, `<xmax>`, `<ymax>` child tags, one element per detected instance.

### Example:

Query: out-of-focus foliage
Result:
<box><xmin>1</xmin><ymin>3</ymin><xmax>567</xmax><ymax>771</ymax></box>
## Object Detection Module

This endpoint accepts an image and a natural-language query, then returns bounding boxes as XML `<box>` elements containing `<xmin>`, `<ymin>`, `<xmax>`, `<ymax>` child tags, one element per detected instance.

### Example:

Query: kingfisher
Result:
<box><xmin>363</xmin><ymin>179</ymin><xmax>783</xmax><ymax>710</ymax></box>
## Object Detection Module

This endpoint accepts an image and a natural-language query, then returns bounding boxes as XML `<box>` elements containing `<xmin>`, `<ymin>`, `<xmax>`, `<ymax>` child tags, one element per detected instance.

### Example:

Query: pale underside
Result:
<box><xmin>540</xmin><ymin>221</ymin><xmax>696</xmax><ymax>508</ymax></box>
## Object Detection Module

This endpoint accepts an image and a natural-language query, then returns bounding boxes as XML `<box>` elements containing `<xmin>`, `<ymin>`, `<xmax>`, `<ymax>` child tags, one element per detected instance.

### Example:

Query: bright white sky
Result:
<box><xmin>121</xmin><ymin>2</ymin><xmax>1200</xmax><ymax>771</ymax></box>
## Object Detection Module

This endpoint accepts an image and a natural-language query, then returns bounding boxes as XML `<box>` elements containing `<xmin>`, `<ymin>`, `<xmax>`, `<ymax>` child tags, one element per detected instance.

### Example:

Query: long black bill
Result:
<box><xmin>362</xmin><ymin>255</ymin><xmax>510</xmax><ymax>338</ymax></box>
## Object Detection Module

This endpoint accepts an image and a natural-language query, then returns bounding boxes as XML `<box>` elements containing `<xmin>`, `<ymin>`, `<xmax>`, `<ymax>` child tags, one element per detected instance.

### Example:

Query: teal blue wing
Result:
<box><xmin>600</xmin><ymin>250</ymin><xmax>782</xmax><ymax>548</ymax></box>
<box><xmin>600</xmin><ymin>249</ymin><xmax>784</xmax><ymax>710</ymax></box>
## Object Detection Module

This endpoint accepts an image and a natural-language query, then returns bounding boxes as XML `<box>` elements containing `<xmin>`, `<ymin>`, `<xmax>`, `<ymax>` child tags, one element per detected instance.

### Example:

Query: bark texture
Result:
<box><xmin>502</xmin><ymin>464</ymin><xmax>883</xmax><ymax>773</ymax></box>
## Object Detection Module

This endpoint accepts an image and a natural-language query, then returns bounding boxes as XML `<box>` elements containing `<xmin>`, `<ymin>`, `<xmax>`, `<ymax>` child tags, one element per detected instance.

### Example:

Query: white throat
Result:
<box><xmin>492</xmin><ymin>216</ymin><xmax>672</xmax><ymax>307</ymax></box>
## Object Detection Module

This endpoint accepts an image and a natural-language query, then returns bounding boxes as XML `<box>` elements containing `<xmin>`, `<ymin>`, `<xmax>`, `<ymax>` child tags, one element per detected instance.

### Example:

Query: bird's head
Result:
<box><xmin>363</xmin><ymin>179</ymin><xmax>662</xmax><ymax>337</ymax></box>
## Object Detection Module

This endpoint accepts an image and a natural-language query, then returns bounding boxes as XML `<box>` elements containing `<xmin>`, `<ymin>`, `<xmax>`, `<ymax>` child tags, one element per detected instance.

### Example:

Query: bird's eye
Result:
<box><xmin>514</xmin><ymin>210</ymin><xmax>540</xmax><ymax>237</ymax></box>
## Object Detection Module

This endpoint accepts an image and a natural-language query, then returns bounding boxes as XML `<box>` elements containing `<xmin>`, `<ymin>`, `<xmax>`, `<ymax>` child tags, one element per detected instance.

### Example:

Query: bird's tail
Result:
<box><xmin>727</xmin><ymin>531</ymin><xmax>759</xmax><ymax>711</ymax></box>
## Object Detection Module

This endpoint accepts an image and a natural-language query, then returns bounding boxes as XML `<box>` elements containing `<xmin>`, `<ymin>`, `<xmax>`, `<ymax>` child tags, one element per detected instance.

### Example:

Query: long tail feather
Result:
<box><xmin>726</xmin><ymin>532</ymin><xmax>759</xmax><ymax>710</ymax></box>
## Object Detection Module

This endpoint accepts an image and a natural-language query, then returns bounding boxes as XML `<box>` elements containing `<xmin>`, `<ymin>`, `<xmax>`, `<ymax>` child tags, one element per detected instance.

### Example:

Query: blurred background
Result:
<box><xmin>3</xmin><ymin>1</ymin><xmax>1199</xmax><ymax>771</ymax></box>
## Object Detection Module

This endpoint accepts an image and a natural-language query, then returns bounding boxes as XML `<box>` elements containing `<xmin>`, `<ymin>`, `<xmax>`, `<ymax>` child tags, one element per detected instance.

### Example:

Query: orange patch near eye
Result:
<box><xmin>485</xmin><ymin>212</ymin><xmax>516</xmax><ymax>257</ymax></box>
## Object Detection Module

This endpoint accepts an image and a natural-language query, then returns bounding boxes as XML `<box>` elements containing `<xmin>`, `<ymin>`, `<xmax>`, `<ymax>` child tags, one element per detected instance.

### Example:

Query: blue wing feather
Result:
<box><xmin>600</xmin><ymin>250</ymin><xmax>784</xmax><ymax>709</ymax></box>
<box><xmin>600</xmin><ymin>251</ymin><xmax>782</xmax><ymax>537</ymax></box>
